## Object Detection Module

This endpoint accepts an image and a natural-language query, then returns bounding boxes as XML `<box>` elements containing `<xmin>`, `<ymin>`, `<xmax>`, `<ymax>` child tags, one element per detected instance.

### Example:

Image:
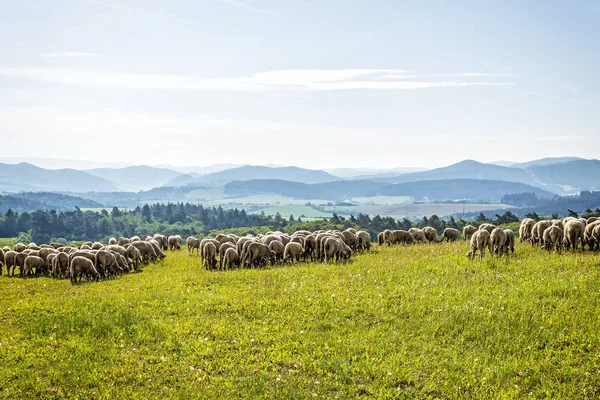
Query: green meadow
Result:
<box><xmin>1</xmin><ymin>242</ymin><xmax>599</xmax><ymax>398</ymax></box>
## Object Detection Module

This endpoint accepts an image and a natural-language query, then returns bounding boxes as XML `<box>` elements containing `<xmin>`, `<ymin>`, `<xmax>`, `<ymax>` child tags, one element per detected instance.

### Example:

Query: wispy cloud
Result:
<box><xmin>212</xmin><ymin>0</ymin><xmax>279</xmax><ymax>15</ymax></box>
<box><xmin>81</xmin><ymin>0</ymin><xmax>197</xmax><ymax>24</ymax></box>
<box><xmin>41</xmin><ymin>52</ymin><xmax>99</xmax><ymax>58</ymax></box>
<box><xmin>0</xmin><ymin>67</ymin><xmax>514</xmax><ymax>92</ymax></box>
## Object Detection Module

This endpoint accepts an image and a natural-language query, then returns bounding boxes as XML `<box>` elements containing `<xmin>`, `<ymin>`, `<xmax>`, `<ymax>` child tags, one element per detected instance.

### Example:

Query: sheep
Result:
<box><xmin>323</xmin><ymin>237</ymin><xmax>352</xmax><ymax>263</ymax></box>
<box><xmin>377</xmin><ymin>232</ymin><xmax>385</xmax><ymax>246</ymax></box>
<box><xmin>108</xmin><ymin>237</ymin><xmax>117</xmax><ymax>245</ymax></box>
<box><xmin>283</xmin><ymin>242</ymin><xmax>304</xmax><ymax>264</ymax></box>
<box><xmin>129</xmin><ymin>241</ymin><xmax>157</xmax><ymax>264</ymax></box>
<box><xmin>215</xmin><ymin>233</ymin><xmax>236</xmax><ymax>245</ymax></box>
<box><xmin>14</xmin><ymin>243</ymin><xmax>26</xmax><ymax>252</ymax></box>
<box><xmin>583</xmin><ymin>220</ymin><xmax>600</xmax><ymax>250</ymax></box>
<box><xmin>125</xmin><ymin>245</ymin><xmax>142</xmax><ymax>271</ymax></box>
<box><xmin>466</xmin><ymin>230</ymin><xmax>492</xmax><ymax>261</ymax></box>
<box><xmin>242</xmin><ymin>242</ymin><xmax>274</xmax><ymax>268</ymax></box>
<box><xmin>342</xmin><ymin>229</ymin><xmax>358</xmax><ymax>251</ymax></box>
<box><xmin>355</xmin><ymin>230</ymin><xmax>371</xmax><ymax>252</ymax></box>
<box><xmin>95</xmin><ymin>250</ymin><xmax>119</xmax><ymax>278</ymax></box>
<box><xmin>587</xmin><ymin>217</ymin><xmax>600</xmax><ymax>225</ymax></box>
<box><xmin>490</xmin><ymin>228</ymin><xmax>507</xmax><ymax>256</ymax></box>
<box><xmin>542</xmin><ymin>225</ymin><xmax>563</xmax><ymax>253</ymax></box>
<box><xmin>52</xmin><ymin>252</ymin><xmax>70</xmax><ymax>278</ymax></box>
<box><xmin>0</xmin><ymin>248</ymin><xmax>4</xmax><ymax>275</ymax></box>
<box><xmin>222</xmin><ymin>248</ymin><xmax>240</xmax><ymax>270</ymax></box>
<box><xmin>218</xmin><ymin>242</ymin><xmax>236</xmax><ymax>269</ymax></box>
<box><xmin>168</xmin><ymin>235</ymin><xmax>181</xmax><ymax>251</ymax></box>
<box><xmin>503</xmin><ymin>229</ymin><xmax>515</xmax><ymax>255</ymax></box>
<box><xmin>564</xmin><ymin>219</ymin><xmax>585</xmax><ymax>251</ymax></box>
<box><xmin>153</xmin><ymin>234</ymin><xmax>169</xmax><ymax>250</ymax></box>
<box><xmin>146</xmin><ymin>240</ymin><xmax>166</xmax><ymax>260</ymax></box>
<box><xmin>269</xmin><ymin>240</ymin><xmax>285</xmax><ymax>263</ymax></box>
<box><xmin>532</xmin><ymin>220</ymin><xmax>552</xmax><ymax>246</ymax></box>
<box><xmin>478</xmin><ymin>224</ymin><xmax>497</xmax><ymax>234</ymax></box>
<box><xmin>23</xmin><ymin>255</ymin><xmax>46</xmax><ymax>277</ymax></box>
<box><xmin>408</xmin><ymin>228</ymin><xmax>428</xmax><ymax>243</ymax></box>
<box><xmin>70</xmin><ymin>256</ymin><xmax>100</xmax><ymax>283</ymax></box>
<box><xmin>203</xmin><ymin>242</ymin><xmax>217</xmax><ymax>270</ymax></box>
<box><xmin>91</xmin><ymin>242</ymin><xmax>104</xmax><ymax>250</ymax></box>
<box><xmin>118</xmin><ymin>237</ymin><xmax>131</xmax><ymax>247</ymax></box>
<box><xmin>519</xmin><ymin>219</ymin><xmax>535</xmax><ymax>243</ymax></box>
<box><xmin>422</xmin><ymin>227</ymin><xmax>439</xmax><ymax>243</ymax></box>
<box><xmin>303</xmin><ymin>234</ymin><xmax>317</xmax><ymax>261</ymax></box>
<box><xmin>462</xmin><ymin>225</ymin><xmax>478</xmax><ymax>241</ymax></box>
<box><xmin>187</xmin><ymin>236</ymin><xmax>200</xmax><ymax>255</ymax></box>
<box><xmin>391</xmin><ymin>230</ymin><xmax>415</xmax><ymax>245</ymax></box>
<box><xmin>5</xmin><ymin>250</ymin><xmax>17</xmax><ymax>276</ymax></box>
<box><xmin>441</xmin><ymin>228</ymin><xmax>460</xmax><ymax>242</ymax></box>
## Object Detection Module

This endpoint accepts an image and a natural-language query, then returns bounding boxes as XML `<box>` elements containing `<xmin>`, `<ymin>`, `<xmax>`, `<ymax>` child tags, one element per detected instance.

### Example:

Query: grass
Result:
<box><xmin>1</xmin><ymin>243</ymin><xmax>600</xmax><ymax>398</ymax></box>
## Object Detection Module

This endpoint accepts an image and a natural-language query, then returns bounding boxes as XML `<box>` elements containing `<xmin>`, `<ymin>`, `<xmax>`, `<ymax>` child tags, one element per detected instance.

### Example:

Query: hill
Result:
<box><xmin>511</xmin><ymin>157</ymin><xmax>586</xmax><ymax>169</ymax></box>
<box><xmin>378</xmin><ymin>179</ymin><xmax>555</xmax><ymax>201</ymax></box>
<box><xmin>85</xmin><ymin>166</ymin><xmax>184</xmax><ymax>192</ymax></box>
<box><xmin>0</xmin><ymin>163</ymin><xmax>119</xmax><ymax>193</ymax></box>
<box><xmin>225</xmin><ymin>178</ymin><xmax>554</xmax><ymax>202</ymax></box>
<box><xmin>526</xmin><ymin>159</ymin><xmax>600</xmax><ymax>193</ymax></box>
<box><xmin>175</xmin><ymin>165</ymin><xmax>340</xmax><ymax>187</ymax></box>
<box><xmin>0</xmin><ymin>192</ymin><xmax>103</xmax><ymax>213</ymax></box>
<box><xmin>374</xmin><ymin>160</ymin><xmax>543</xmax><ymax>188</ymax></box>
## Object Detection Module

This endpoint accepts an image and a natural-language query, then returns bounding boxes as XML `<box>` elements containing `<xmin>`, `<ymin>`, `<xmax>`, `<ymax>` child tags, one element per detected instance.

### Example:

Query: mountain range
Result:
<box><xmin>0</xmin><ymin>157</ymin><xmax>598</xmax><ymax>204</ymax></box>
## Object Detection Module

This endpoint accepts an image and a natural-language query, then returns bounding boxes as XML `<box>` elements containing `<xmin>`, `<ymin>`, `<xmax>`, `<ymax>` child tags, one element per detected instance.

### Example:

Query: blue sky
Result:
<box><xmin>0</xmin><ymin>0</ymin><xmax>598</xmax><ymax>169</ymax></box>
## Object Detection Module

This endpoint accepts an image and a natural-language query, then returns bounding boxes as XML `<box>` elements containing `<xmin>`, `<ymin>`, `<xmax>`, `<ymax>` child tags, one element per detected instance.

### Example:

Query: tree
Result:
<box><xmin>289</xmin><ymin>214</ymin><xmax>295</xmax><ymax>223</ymax></box>
<box><xmin>141</xmin><ymin>204</ymin><xmax>152</xmax><ymax>223</ymax></box>
<box><xmin>567</xmin><ymin>209</ymin><xmax>579</xmax><ymax>218</ymax></box>
<box><xmin>111</xmin><ymin>206</ymin><xmax>123</xmax><ymax>218</ymax></box>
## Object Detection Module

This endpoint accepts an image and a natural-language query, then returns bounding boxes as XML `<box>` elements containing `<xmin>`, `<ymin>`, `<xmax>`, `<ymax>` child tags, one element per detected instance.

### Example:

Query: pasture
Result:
<box><xmin>1</xmin><ymin>242</ymin><xmax>599</xmax><ymax>398</ymax></box>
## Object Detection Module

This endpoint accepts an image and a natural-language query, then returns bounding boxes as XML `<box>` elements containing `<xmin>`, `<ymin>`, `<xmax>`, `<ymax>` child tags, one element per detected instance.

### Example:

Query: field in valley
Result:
<box><xmin>1</xmin><ymin>243</ymin><xmax>599</xmax><ymax>398</ymax></box>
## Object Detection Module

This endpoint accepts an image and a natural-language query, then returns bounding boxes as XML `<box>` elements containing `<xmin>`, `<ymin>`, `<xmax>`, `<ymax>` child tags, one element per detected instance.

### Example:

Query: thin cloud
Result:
<box><xmin>212</xmin><ymin>0</ymin><xmax>279</xmax><ymax>15</ymax></box>
<box><xmin>81</xmin><ymin>0</ymin><xmax>197</xmax><ymax>25</ymax></box>
<box><xmin>41</xmin><ymin>52</ymin><xmax>99</xmax><ymax>58</ymax></box>
<box><xmin>0</xmin><ymin>67</ymin><xmax>514</xmax><ymax>92</ymax></box>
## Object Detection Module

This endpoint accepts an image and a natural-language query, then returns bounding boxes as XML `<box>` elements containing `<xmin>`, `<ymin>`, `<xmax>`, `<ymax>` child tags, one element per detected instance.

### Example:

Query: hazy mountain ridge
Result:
<box><xmin>85</xmin><ymin>165</ymin><xmax>185</xmax><ymax>191</ymax></box>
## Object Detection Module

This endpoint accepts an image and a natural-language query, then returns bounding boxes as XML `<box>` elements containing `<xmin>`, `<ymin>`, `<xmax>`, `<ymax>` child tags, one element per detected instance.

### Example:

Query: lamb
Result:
<box><xmin>564</xmin><ymin>219</ymin><xmax>585</xmax><ymax>251</ymax></box>
<box><xmin>490</xmin><ymin>228</ymin><xmax>507</xmax><ymax>256</ymax></box>
<box><xmin>441</xmin><ymin>228</ymin><xmax>460</xmax><ymax>242</ymax></box>
<box><xmin>283</xmin><ymin>242</ymin><xmax>304</xmax><ymax>264</ymax></box>
<box><xmin>466</xmin><ymin>230</ymin><xmax>492</xmax><ymax>261</ymax></box>
<box><xmin>222</xmin><ymin>248</ymin><xmax>240</xmax><ymax>270</ymax></box>
<box><xmin>70</xmin><ymin>256</ymin><xmax>100</xmax><ymax>283</ymax></box>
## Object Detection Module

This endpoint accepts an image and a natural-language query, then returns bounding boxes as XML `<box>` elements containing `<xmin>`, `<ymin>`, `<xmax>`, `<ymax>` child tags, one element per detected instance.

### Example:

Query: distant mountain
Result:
<box><xmin>159</xmin><ymin>163</ymin><xmax>243</xmax><ymax>175</ymax></box>
<box><xmin>0</xmin><ymin>192</ymin><xmax>104</xmax><ymax>213</ymax></box>
<box><xmin>373</xmin><ymin>160</ymin><xmax>544</xmax><ymax>188</ymax></box>
<box><xmin>164</xmin><ymin>173</ymin><xmax>200</xmax><ymax>187</ymax></box>
<box><xmin>325</xmin><ymin>167</ymin><xmax>427</xmax><ymax>179</ymax></box>
<box><xmin>85</xmin><ymin>166</ymin><xmax>184</xmax><ymax>191</ymax></box>
<box><xmin>0</xmin><ymin>162</ymin><xmax>119</xmax><ymax>193</ymax></box>
<box><xmin>490</xmin><ymin>160</ymin><xmax>516</xmax><ymax>167</ymax></box>
<box><xmin>511</xmin><ymin>157</ymin><xmax>586</xmax><ymax>169</ymax></box>
<box><xmin>225</xmin><ymin>178</ymin><xmax>554</xmax><ymax>202</ymax></box>
<box><xmin>176</xmin><ymin>166</ymin><xmax>340</xmax><ymax>187</ymax></box>
<box><xmin>378</xmin><ymin>179</ymin><xmax>555</xmax><ymax>201</ymax></box>
<box><xmin>0</xmin><ymin>157</ymin><xmax>131</xmax><ymax>170</ymax></box>
<box><xmin>526</xmin><ymin>160</ymin><xmax>600</xmax><ymax>193</ymax></box>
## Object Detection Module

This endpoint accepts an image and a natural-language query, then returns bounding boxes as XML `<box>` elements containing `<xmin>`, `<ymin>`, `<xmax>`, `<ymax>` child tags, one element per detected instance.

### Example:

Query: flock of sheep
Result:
<box><xmin>1</xmin><ymin>216</ymin><xmax>598</xmax><ymax>281</ymax></box>
<box><xmin>517</xmin><ymin>216</ymin><xmax>600</xmax><ymax>253</ymax></box>
<box><xmin>0</xmin><ymin>234</ymin><xmax>174</xmax><ymax>282</ymax></box>
<box><xmin>184</xmin><ymin>228</ymin><xmax>372</xmax><ymax>270</ymax></box>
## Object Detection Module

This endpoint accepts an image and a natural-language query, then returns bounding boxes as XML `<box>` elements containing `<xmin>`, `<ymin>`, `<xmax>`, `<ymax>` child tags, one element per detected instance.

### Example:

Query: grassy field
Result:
<box><xmin>323</xmin><ymin>203</ymin><xmax>517</xmax><ymax>219</ymax></box>
<box><xmin>1</xmin><ymin>243</ymin><xmax>600</xmax><ymax>398</ymax></box>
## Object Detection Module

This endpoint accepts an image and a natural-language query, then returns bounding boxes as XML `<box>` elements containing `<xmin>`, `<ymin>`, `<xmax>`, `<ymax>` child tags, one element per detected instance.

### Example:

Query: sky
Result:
<box><xmin>1</xmin><ymin>0</ymin><xmax>599</xmax><ymax>170</ymax></box>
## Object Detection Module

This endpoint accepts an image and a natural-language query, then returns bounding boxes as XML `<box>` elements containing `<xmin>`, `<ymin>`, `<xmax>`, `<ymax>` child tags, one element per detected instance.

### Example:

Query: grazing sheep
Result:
<box><xmin>118</xmin><ymin>237</ymin><xmax>131</xmax><ymax>247</ymax></box>
<box><xmin>203</xmin><ymin>242</ymin><xmax>218</xmax><ymax>270</ymax></box>
<box><xmin>168</xmin><ymin>235</ymin><xmax>181</xmax><ymax>251</ymax></box>
<box><xmin>70</xmin><ymin>256</ymin><xmax>100</xmax><ymax>283</ymax></box>
<box><xmin>242</xmin><ymin>242</ymin><xmax>274</xmax><ymax>268</ymax></box>
<box><xmin>5</xmin><ymin>250</ymin><xmax>17</xmax><ymax>276</ymax></box>
<box><xmin>222</xmin><ymin>248</ymin><xmax>240</xmax><ymax>270</ymax></box>
<box><xmin>153</xmin><ymin>234</ymin><xmax>169</xmax><ymax>250</ymax></box>
<box><xmin>342</xmin><ymin>229</ymin><xmax>358</xmax><ymax>251</ymax></box>
<box><xmin>303</xmin><ymin>234</ymin><xmax>317</xmax><ymax>261</ymax></box>
<box><xmin>478</xmin><ymin>224</ymin><xmax>497</xmax><ymax>234</ymax></box>
<box><xmin>463</xmin><ymin>225</ymin><xmax>478</xmax><ymax>241</ymax></box>
<box><xmin>218</xmin><ymin>242</ymin><xmax>236</xmax><ymax>269</ymax></box>
<box><xmin>108</xmin><ymin>237</ymin><xmax>117</xmax><ymax>245</ymax></box>
<box><xmin>355</xmin><ymin>230</ymin><xmax>371</xmax><ymax>252</ymax></box>
<box><xmin>519</xmin><ymin>219</ymin><xmax>535</xmax><ymax>243</ymax></box>
<box><xmin>583</xmin><ymin>220</ymin><xmax>600</xmax><ymax>250</ymax></box>
<box><xmin>187</xmin><ymin>237</ymin><xmax>200</xmax><ymax>255</ymax></box>
<box><xmin>52</xmin><ymin>252</ymin><xmax>70</xmax><ymax>278</ymax></box>
<box><xmin>0</xmin><ymin>248</ymin><xmax>4</xmax><ymax>275</ymax></box>
<box><xmin>377</xmin><ymin>232</ymin><xmax>385</xmax><ymax>246</ymax></box>
<box><xmin>466</xmin><ymin>230</ymin><xmax>492</xmax><ymax>261</ymax></box>
<box><xmin>408</xmin><ymin>228</ymin><xmax>428</xmax><ymax>243</ymax></box>
<box><xmin>95</xmin><ymin>249</ymin><xmax>119</xmax><ymax>278</ymax></box>
<box><xmin>323</xmin><ymin>237</ymin><xmax>352</xmax><ymax>263</ymax></box>
<box><xmin>269</xmin><ymin>240</ymin><xmax>285</xmax><ymax>263</ymax></box>
<box><xmin>125</xmin><ymin>245</ymin><xmax>142</xmax><ymax>271</ymax></box>
<box><xmin>441</xmin><ymin>228</ymin><xmax>460</xmax><ymax>242</ymax></box>
<box><xmin>503</xmin><ymin>229</ymin><xmax>515</xmax><ymax>255</ymax></box>
<box><xmin>532</xmin><ymin>220</ymin><xmax>552</xmax><ymax>246</ymax></box>
<box><xmin>91</xmin><ymin>242</ymin><xmax>104</xmax><ymax>250</ymax></box>
<box><xmin>23</xmin><ymin>255</ymin><xmax>46</xmax><ymax>277</ymax></box>
<box><xmin>14</xmin><ymin>243</ymin><xmax>26</xmax><ymax>252</ymax></box>
<box><xmin>542</xmin><ymin>225</ymin><xmax>563</xmax><ymax>253</ymax></box>
<box><xmin>586</xmin><ymin>217</ymin><xmax>600</xmax><ymax>225</ymax></box>
<box><xmin>129</xmin><ymin>241</ymin><xmax>157</xmax><ymax>264</ymax></box>
<box><xmin>564</xmin><ymin>219</ymin><xmax>585</xmax><ymax>251</ymax></box>
<box><xmin>490</xmin><ymin>228</ymin><xmax>507</xmax><ymax>256</ymax></box>
<box><xmin>391</xmin><ymin>230</ymin><xmax>415</xmax><ymax>245</ymax></box>
<box><xmin>283</xmin><ymin>242</ymin><xmax>304</xmax><ymax>264</ymax></box>
<box><xmin>422</xmin><ymin>227</ymin><xmax>439</xmax><ymax>243</ymax></box>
